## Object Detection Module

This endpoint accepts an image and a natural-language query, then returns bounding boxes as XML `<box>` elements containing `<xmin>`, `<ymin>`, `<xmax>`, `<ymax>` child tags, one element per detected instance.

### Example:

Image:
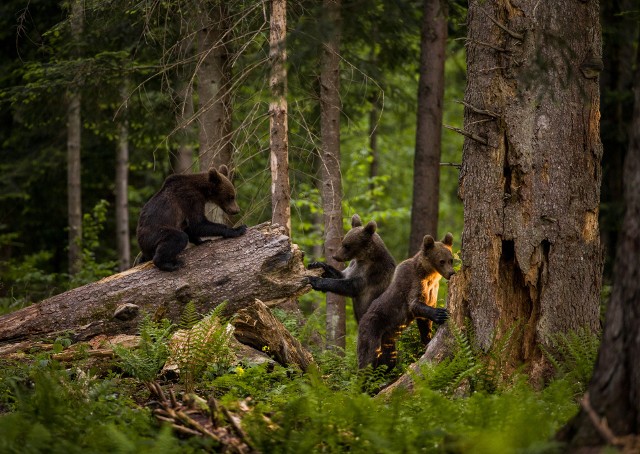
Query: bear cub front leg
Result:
<box><xmin>409</xmin><ymin>299</ymin><xmax>449</xmax><ymax>325</ymax></box>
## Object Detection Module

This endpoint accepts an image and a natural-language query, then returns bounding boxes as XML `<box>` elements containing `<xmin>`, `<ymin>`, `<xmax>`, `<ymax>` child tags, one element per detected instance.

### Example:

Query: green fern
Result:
<box><xmin>113</xmin><ymin>315</ymin><xmax>173</xmax><ymax>383</ymax></box>
<box><xmin>179</xmin><ymin>301</ymin><xmax>200</xmax><ymax>330</ymax></box>
<box><xmin>171</xmin><ymin>303</ymin><xmax>235</xmax><ymax>393</ymax></box>
<box><xmin>541</xmin><ymin>326</ymin><xmax>601</xmax><ymax>392</ymax></box>
<box><xmin>421</xmin><ymin>319</ymin><xmax>521</xmax><ymax>394</ymax></box>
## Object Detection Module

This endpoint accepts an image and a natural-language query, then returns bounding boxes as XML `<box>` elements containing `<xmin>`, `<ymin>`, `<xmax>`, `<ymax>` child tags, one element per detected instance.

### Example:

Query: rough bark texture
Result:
<box><xmin>0</xmin><ymin>223</ymin><xmax>316</xmax><ymax>351</ymax></box>
<box><xmin>409</xmin><ymin>0</ymin><xmax>448</xmax><ymax>256</ymax></box>
<box><xmin>320</xmin><ymin>0</ymin><xmax>346</xmax><ymax>351</ymax></box>
<box><xmin>197</xmin><ymin>1</ymin><xmax>232</xmax><ymax>224</ymax></box>
<box><xmin>116</xmin><ymin>81</ymin><xmax>131</xmax><ymax>271</ymax></box>
<box><xmin>557</xmin><ymin>41</ymin><xmax>640</xmax><ymax>452</ymax></box>
<box><xmin>66</xmin><ymin>0</ymin><xmax>83</xmax><ymax>275</ymax></box>
<box><xmin>232</xmin><ymin>299</ymin><xmax>313</xmax><ymax>371</ymax></box>
<box><xmin>269</xmin><ymin>0</ymin><xmax>291</xmax><ymax>236</ymax></box>
<box><xmin>430</xmin><ymin>0</ymin><xmax>603</xmax><ymax>380</ymax></box>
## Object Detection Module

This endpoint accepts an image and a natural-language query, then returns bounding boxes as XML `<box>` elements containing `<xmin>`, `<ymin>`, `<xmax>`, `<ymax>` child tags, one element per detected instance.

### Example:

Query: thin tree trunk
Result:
<box><xmin>368</xmin><ymin>102</ymin><xmax>379</xmax><ymax>190</ymax></box>
<box><xmin>197</xmin><ymin>1</ymin><xmax>232</xmax><ymax>223</ymax></box>
<box><xmin>174</xmin><ymin>81</ymin><xmax>196</xmax><ymax>174</ymax></box>
<box><xmin>173</xmin><ymin>31</ymin><xmax>196</xmax><ymax>174</ymax></box>
<box><xmin>269</xmin><ymin>0</ymin><xmax>291</xmax><ymax>236</ymax></box>
<box><xmin>115</xmin><ymin>80</ymin><xmax>131</xmax><ymax>271</ymax></box>
<box><xmin>67</xmin><ymin>0</ymin><xmax>83</xmax><ymax>275</ymax></box>
<box><xmin>427</xmin><ymin>0</ymin><xmax>603</xmax><ymax>382</ymax></box>
<box><xmin>368</xmin><ymin>27</ymin><xmax>380</xmax><ymax>195</ymax></box>
<box><xmin>557</xmin><ymin>40</ymin><xmax>640</xmax><ymax>451</ymax></box>
<box><xmin>320</xmin><ymin>0</ymin><xmax>345</xmax><ymax>352</ymax></box>
<box><xmin>408</xmin><ymin>0</ymin><xmax>447</xmax><ymax>256</ymax></box>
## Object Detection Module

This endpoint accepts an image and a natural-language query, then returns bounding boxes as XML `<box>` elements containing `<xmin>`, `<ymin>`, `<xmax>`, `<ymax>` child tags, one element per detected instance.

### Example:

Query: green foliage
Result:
<box><xmin>0</xmin><ymin>366</ymin><xmax>187</xmax><ymax>454</ymax></box>
<box><xmin>113</xmin><ymin>315</ymin><xmax>173</xmax><ymax>383</ymax></box>
<box><xmin>243</xmin><ymin>366</ymin><xmax>576</xmax><ymax>453</ymax></box>
<box><xmin>68</xmin><ymin>199</ymin><xmax>118</xmax><ymax>288</ymax></box>
<box><xmin>209</xmin><ymin>363</ymin><xmax>302</xmax><ymax>406</ymax></box>
<box><xmin>419</xmin><ymin>320</ymin><xmax>521</xmax><ymax>395</ymax></box>
<box><xmin>172</xmin><ymin>303</ymin><xmax>235</xmax><ymax>393</ymax></box>
<box><xmin>541</xmin><ymin>327</ymin><xmax>601</xmax><ymax>393</ymax></box>
<box><xmin>0</xmin><ymin>247</ymin><xmax>61</xmax><ymax>315</ymax></box>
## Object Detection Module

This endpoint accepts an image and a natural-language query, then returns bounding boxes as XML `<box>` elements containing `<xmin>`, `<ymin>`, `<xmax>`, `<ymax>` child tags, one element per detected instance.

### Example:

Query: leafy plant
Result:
<box><xmin>0</xmin><ymin>367</ymin><xmax>187</xmax><ymax>454</ymax></box>
<box><xmin>419</xmin><ymin>320</ymin><xmax>521</xmax><ymax>395</ymax></box>
<box><xmin>171</xmin><ymin>302</ymin><xmax>235</xmax><ymax>393</ymax></box>
<box><xmin>113</xmin><ymin>315</ymin><xmax>173</xmax><ymax>383</ymax></box>
<box><xmin>68</xmin><ymin>200</ymin><xmax>118</xmax><ymax>288</ymax></box>
<box><xmin>0</xmin><ymin>248</ymin><xmax>61</xmax><ymax>315</ymax></box>
<box><xmin>541</xmin><ymin>327</ymin><xmax>601</xmax><ymax>393</ymax></box>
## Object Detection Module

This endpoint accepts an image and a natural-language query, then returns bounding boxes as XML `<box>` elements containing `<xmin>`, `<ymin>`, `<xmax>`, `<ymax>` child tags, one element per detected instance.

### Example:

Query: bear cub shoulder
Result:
<box><xmin>308</xmin><ymin>214</ymin><xmax>396</xmax><ymax>323</ymax></box>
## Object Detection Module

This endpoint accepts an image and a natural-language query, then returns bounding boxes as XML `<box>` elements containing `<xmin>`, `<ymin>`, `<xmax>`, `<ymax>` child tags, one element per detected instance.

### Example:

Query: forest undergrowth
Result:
<box><xmin>0</xmin><ymin>298</ymin><xmax>600</xmax><ymax>454</ymax></box>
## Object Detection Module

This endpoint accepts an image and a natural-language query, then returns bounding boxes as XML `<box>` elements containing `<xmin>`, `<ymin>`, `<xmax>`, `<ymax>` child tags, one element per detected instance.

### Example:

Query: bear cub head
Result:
<box><xmin>333</xmin><ymin>214</ymin><xmax>378</xmax><ymax>262</ymax></box>
<box><xmin>421</xmin><ymin>233</ymin><xmax>455</xmax><ymax>279</ymax></box>
<box><xmin>207</xmin><ymin>165</ymin><xmax>240</xmax><ymax>216</ymax></box>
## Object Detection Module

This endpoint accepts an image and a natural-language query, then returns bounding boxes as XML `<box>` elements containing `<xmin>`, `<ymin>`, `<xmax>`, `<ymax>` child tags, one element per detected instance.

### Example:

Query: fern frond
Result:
<box><xmin>179</xmin><ymin>301</ymin><xmax>201</xmax><ymax>330</ymax></box>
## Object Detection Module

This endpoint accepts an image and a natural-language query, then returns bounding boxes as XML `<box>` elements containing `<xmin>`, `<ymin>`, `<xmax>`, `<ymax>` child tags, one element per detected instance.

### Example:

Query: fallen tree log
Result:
<box><xmin>0</xmin><ymin>223</ymin><xmax>318</xmax><ymax>354</ymax></box>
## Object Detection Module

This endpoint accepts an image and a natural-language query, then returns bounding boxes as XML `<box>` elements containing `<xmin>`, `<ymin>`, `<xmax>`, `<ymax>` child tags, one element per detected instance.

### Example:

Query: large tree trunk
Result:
<box><xmin>66</xmin><ymin>0</ymin><xmax>83</xmax><ymax>275</ymax></box>
<box><xmin>269</xmin><ymin>0</ymin><xmax>291</xmax><ymax>236</ymax></box>
<box><xmin>0</xmin><ymin>223</ymin><xmax>315</xmax><ymax>353</ymax></box>
<box><xmin>115</xmin><ymin>80</ymin><xmax>131</xmax><ymax>271</ymax></box>
<box><xmin>197</xmin><ymin>1</ymin><xmax>233</xmax><ymax>223</ymax></box>
<box><xmin>426</xmin><ymin>0</ymin><xmax>603</xmax><ymax>381</ymax></box>
<box><xmin>557</xmin><ymin>40</ymin><xmax>640</xmax><ymax>452</ymax></box>
<box><xmin>408</xmin><ymin>0</ymin><xmax>448</xmax><ymax>256</ymax></box>
<box><xmin>320</xmin><ymin>0</ymin><xmax>345</xmax><ymax>352</ymax></box>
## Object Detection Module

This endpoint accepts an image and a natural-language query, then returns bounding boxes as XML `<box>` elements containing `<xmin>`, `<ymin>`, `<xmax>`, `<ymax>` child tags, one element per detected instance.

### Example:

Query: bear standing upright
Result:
<box><xmin>307</xmin><ymin>214</ymin><xmax>396</xmax><ymax>323</ymax></box>
<box><xmin>136</xmin><ymin>165</ymin><xmax>247</xmax><ymax>271</ymax></box>
<box><xmin>357</xmin><ymin>233</ymin><xmax>454</xmax><ymax>370</ymax></box>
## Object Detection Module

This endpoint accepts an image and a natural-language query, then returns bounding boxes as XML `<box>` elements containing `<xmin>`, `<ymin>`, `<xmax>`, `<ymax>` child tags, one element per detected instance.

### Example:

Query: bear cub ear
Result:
<box><xmin>218</xmin><ymin>164</ymin><xmax>230</xmax><ymax>178</ymax></box>
<box><xmin>351</xmin><ymin>214</ymin><xmax>362</xmax><ymax>228</ymax></box>
<box><xmin>442</xmin><ymin>233</ymin><xmax>454</xmax><ymax>248</ymax></box>
<box><xmin>208</xmin><ymin>168</ymin><xmax>221</xmax><ymax>185</ymax></box>
<box><xmin>364</xmin><ymin>220</ymin><xmax>377</xmax><ymax>236</ymax></box>
<box><xmin>422</xmin><ymin>235</ymin><xmax>435</xmax><ymax>251</ymax></box>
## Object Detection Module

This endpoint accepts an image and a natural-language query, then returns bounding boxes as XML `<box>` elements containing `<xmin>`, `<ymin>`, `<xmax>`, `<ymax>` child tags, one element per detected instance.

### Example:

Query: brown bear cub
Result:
<box><xmin>136</xmin><ymin>165</ymin><xmax>247</xmax><ymax>271</ymax></box>
<box><xmin>357</xmin><ymin>233</ymin><xmax>454</xmax><ymax>371</ymax></box>
<box><xmin>307</xmin><ymin>214</ymin><xmax>396</xmax><ymax>323</ymax></box>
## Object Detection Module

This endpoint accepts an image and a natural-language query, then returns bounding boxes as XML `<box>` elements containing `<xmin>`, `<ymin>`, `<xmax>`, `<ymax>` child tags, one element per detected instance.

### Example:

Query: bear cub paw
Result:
<box><xmin>433</xmin><ymin>308</ymin><xmax>449</xmax><ymax>324</ymax></box>
<box><xmin>306</xmin><ymin>275</ymin><xmax>322</xmax><ymax>288</ymax></box>
<box><xmin>229</xmin><ymin>225</ymin><xmax>248</xmax><ymax>237</ymax></box>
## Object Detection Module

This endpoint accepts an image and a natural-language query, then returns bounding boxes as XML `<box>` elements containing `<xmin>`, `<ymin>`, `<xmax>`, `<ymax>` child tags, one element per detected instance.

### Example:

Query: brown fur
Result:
<box><xmin>136</xmin><ymin>165</ymin><xmax>246</xmax><ymax>271</ymax></box>
<box><xmin>357</xmin><ymin>233</ymin><xmax>454</xmax><ymax>370</ymax></box>
<box><xmin>308</xmin><ymin>214</ymin><xmax>396</xmax><ymax>322</ymax></box>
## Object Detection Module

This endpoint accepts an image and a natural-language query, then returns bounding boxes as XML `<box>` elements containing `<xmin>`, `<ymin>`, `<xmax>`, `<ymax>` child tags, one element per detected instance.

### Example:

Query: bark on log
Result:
<box><xmin>232</xmin><ymin>299</ymin><xmax>314</xmax><ymax>371</ymax></box>
<box><xmin>0</xmin><ymin>223</ymin><xmax>316</xmax><ymax>352</ymax></box>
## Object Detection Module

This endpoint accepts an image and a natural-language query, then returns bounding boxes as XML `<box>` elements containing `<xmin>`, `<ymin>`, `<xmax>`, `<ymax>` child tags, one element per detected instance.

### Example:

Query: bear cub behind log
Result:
<box><xmin>136</xmin><ymin>165</ymin><xmax>247</xmax><ymax>271</ymax></box>
<box><xmin>307</xmin><ymin>214</ymin><xmax>396</xmax><ymax>323</ymax></box>
<box><xmin>357</xmin><ymin>233</ymin><xmax>454</xmax><ymax>371</ymax></box>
